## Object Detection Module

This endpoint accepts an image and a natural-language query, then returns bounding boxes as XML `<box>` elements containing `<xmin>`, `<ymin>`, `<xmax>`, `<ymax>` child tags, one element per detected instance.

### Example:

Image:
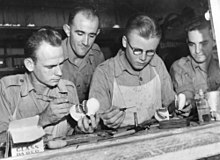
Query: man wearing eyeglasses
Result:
<box><xmin>89</xmin><ymin>14</ymin><xmax>175</xmax><ymax>129</ymax></box>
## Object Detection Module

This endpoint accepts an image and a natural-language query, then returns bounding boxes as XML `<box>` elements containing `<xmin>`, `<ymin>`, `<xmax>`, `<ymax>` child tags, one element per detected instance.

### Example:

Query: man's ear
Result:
<box><xmin>122</xmin><ymin>35</ymin><xmax>127</xmax><ymax>48</ymax></box>
<box><xmin>96</xmin><ymin>29</ymin><xmax>100</xmax><ymax>36</ymax></box>
<box><xmin>24</xmin><ymin>58</ymin><xmax>35</xmax><ymax>72</ymax></box>
<box><xmin>209</xmin><ymin>28</ymin><xmax>215</xmax><ymax>40</ymax></box>
<box><xmin>63</xmin><ymin>24</ymin><xmax>71</xmax><ymax>37</ymax></box>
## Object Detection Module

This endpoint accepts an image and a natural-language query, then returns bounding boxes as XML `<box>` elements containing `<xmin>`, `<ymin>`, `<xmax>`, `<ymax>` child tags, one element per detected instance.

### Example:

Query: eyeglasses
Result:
<box><xmin>126</xmin><ymin>38</ymin><xmax>156</xmax><ymax>56</ymax></box>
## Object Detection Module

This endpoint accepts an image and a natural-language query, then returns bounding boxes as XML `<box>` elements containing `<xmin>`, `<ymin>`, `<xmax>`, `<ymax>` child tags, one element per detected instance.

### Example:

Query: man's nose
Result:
<box><xmin>82</xmin><ymin>35</ymin><xmax>89</xmax><ymax>46</ymax></box>
<box><xmin>55</xmin><ymin>65</ymin><xmax>62</xmax><ymax>76</ymax></box>
<box><xmin>195</xmin><ymin>44</ymin><xmax>202</xmax><ymax>54</ymax></box>
<box><xmin>140</xmin><ymin>52</ymin><xmax>147</xmax><ymax>61</ymax></box>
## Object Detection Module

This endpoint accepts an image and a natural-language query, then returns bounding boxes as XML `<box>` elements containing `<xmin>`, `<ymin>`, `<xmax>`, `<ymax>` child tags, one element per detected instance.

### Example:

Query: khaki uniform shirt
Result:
<box><xmin>170</xmin><ymin>53</ymin><xmax>218</xmax><ymax>100</ymax></box>
<box><xmin>89</xmin><ymin>49</ymin><xmax>175</xmax><ymax>113</ymax></box>
<box><xmin>0</xmin><ymin>73</ymin><xmax>79</xmax><ymax>142</ymax></box>
<box><xmin>62</xmin><ymin>38</ymin><xmax>105</xmax><ymax>103</ymax></box>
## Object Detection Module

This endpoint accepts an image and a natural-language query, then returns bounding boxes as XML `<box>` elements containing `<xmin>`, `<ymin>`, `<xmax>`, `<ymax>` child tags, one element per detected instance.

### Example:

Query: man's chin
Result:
<box><xmin>48</xmin><ymin>81</ymin><xmax>60</xmax><ymax>87</ymax></box>
<box><xmin>76</xmin><ymin>49</ymin><xmax>90</xmax><ymax>58</ymax></box>
<box><xmin>132</xmin><ymin>65</ymin><xmax>145</xmax><ymax>71</ymax></box>
<box><xmin>48</xmin><ymin>83</ymin><xmax>58</xmax><ymax>88</ymax></box>
<box><xmin>195</xmin><ymin>58</ymin><xmax>206</xmax><ymax>63</ymax></box>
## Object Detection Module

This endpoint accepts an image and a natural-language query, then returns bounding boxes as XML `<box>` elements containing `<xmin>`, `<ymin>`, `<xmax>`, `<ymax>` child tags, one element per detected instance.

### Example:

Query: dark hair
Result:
<box><xmin>185</xmin><ymin>16</ymin><xmax>211</xmax><ymax>32</ymax></box>
<box><xmin>68</xmin><ymin>5</ymin><xmax>99</xmax><ymax>26</ymax></box>
<box><xmin>125</xmin><ymin>14</ymin><xmax>161</xmax><ymax>39</ymax></box>
<box><xmin>24</xmin><ymin>27</ymin><xmax>62</xmax><ymax>62</ymax></box>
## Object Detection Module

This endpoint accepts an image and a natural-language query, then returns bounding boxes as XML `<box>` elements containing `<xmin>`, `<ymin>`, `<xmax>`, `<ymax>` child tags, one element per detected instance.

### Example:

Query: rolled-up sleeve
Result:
<box><xmin>170</xmin><ymin>61</ymin><xmax>194</xmax><ymax>100</ymax></box>
<box><xmin>89</xmin><ymin>67</ymin><xmax>112</xmax><ymax>114</ymax></box>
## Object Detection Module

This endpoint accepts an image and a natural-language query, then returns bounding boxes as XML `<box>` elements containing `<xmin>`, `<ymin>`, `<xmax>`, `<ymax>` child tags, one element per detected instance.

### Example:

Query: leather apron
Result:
<box><xmin>112</xmin><ymin>67</ymin><xmax>162</xmax><ymax>127</ymax></box>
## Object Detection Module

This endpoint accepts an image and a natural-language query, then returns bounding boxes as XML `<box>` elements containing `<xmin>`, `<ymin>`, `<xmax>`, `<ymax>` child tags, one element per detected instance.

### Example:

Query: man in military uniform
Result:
<box><xmin>0</xmin><ymin>28</ymin><xmax>98</xmax><ymax>143</ymax></box>
<box><xmin>62</xmin><ymin>5</ymin><xmax>105</xmax><ymax>103</ymax></box>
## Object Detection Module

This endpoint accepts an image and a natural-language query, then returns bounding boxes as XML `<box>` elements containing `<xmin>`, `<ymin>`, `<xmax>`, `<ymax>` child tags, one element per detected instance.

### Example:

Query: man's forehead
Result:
<box><xmin>188</xmin><ymin>28</ymin><xmax>211</xmax><ymax>42</ymax></box>
<box><xmin>72</xmin><ymin>11</ymin><xmax>99</xmax><ymax>25</ymax></box>
<box><xmin>36</xmin><ymin>42</ymin><xmax>63</xmax><ymax>61</ymax></box>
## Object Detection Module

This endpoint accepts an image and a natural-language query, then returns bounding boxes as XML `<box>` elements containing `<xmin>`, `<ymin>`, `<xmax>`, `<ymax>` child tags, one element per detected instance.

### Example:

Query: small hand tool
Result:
<box><xmin>119</xmin><ymin>106</ymin><xmax>135</xmax><ymax>111</ymax></box>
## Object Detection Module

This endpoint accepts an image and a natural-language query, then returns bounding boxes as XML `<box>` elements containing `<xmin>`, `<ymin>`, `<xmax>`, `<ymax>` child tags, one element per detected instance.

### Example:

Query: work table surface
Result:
<box><xmin>4</xmin><ymin>121</ymin><xmax>220</xmax><ymax>160</ymax></box>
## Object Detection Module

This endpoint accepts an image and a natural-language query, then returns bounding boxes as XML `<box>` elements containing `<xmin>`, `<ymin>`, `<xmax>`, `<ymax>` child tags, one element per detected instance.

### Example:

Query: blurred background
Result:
<box><xmin>0</xmin><ymin>0</ymin><xmax>209</xmax><ymax>77</ymax></box>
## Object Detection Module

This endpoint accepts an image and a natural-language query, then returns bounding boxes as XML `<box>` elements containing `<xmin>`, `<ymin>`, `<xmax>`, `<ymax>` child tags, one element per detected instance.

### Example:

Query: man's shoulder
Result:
<box><xmin>171</xmin><ymin>56</ymin><xmax>191</xmax><ymax>70</ymax></box>
<box><xmin>59</xmin><ymin>79</ymin><xmax>76</xmax><ymax>89</ymax></box>
<box><xmin>153</xmin><ymin>54</ymin><xmax>166</xmax><ymax>64</ymax></box>
<box><xmin>0</xmin><ymin>74</ymin><xmax>25</xmax><ymax>88</ymax></box>
<box><xmin>96</xmin><ymin>57</ymin><xmax>115</xmax><ymax>71</ymax></box>
<box><xmin>90</xmin><ymin>43</ymin><xmax>104</xmax><ymax>56</ymax></box>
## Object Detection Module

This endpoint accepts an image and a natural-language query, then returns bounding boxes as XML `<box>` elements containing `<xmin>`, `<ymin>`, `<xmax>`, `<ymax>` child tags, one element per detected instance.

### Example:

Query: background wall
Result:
<box><xmin>0</xmin><ymin>0</ymin><xmax>209</xmax><ymax>76</ymax></box>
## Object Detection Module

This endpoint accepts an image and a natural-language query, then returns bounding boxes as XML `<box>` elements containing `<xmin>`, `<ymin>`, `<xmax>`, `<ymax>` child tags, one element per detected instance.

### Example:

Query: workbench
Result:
<box><xmin>3</xmin><ymin>121</ymin><xmax>220</xmax><ymax>160</ymax></box>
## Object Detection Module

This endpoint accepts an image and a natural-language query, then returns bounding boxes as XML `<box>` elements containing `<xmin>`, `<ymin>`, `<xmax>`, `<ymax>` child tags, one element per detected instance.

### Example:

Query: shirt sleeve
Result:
<box><xmin>157</xmin><ymin>59</ymin><xmax>176</xmax><ymax>107</ymax></box>
<box><xmin>89</xmin><ymin>67</ymin><xmax>112</xmax><ymax>113</ymax></box>
<box><xmin>170</xmin><ymin>61</ymin><xmax>194</xmax><ymax>100</ymax></box>
<box><xmin>0</xmin><ymin>80</ymin><xmax>12</xmax><ymax>139</ymax></box>
<box><xmin>66</xmin><ymin>83</ymin><xmax>79</xmax><ymax>105</ymax></box>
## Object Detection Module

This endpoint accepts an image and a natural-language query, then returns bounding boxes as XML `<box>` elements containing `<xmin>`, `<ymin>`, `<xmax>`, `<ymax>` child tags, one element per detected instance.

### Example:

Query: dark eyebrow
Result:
<box><xmin>200</xmin><ymin>40</ymin><xmax>209</xmax><ymax>43</ymax></box>
<box><xmin>187</xmin><ymin>40</ymin><xmax>194</xmax><ymax>44</ymax></box>
<box><xmin>75</xmin><ymin>30</ymin><xmax>97</xmax><ymax>36</ymax></box>
<box><xmin>75</xmin><ymin>30</ymin><xmax>85</xmax><ymax>34</ymax></box>
<box><xmin>44</xmin><ymin>60</ymin><xmax>65</xmax><ymax>68</ymax></box>
<box><xmin>89</xmin><ymin>33</ymin><xmax>97</xmax><ymax>36</ymax></box>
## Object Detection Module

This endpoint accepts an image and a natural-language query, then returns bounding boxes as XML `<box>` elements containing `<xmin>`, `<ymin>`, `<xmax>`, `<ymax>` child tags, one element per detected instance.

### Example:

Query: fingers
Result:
<box><xmin>51</xmin><ymin>97</ymin><xmax>69</xmax><ymax>105</ymax></box>
<box><xmin>90</xmin><ymin>115</ymin><xmax>98</xmax><ymax>129</ymax></box>
<box><xmin>102</xmin><ymin>108</ymin><xmax>121</xmax><ymax>120</ymax></box>
<box><xmin>77</xmin><ymin>116</ymin><xmax>96</xmax><ymax>133</ymax></box>
<box><xmin>102</xmin><ymin>108</ymin><xmax>125</xmax><ymax>129</ymax></box>
<box><xmin>48</xmin><ymin>98</ymin><xmax>72</xmax><ymax>122</ymax></box>
<box><xmin>107</xmin><ymin>112</ymin><xmax>125</xmax><ymax>128</ymax></box>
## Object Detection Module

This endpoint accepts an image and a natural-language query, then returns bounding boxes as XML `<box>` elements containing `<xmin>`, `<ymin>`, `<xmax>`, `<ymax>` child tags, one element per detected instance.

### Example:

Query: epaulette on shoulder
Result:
<box><xmin>175</xmin><ymin>56</ymin><xmax>189</xmax><ymax>66</ymax></box>
<box><xmin>91</xmin><ymin>43</ymin><xmax>102</xmax><ymax>52</ymax></box>
<box><xmin>61</xmin><ymin>79</ymin><xmax>76</xmax><ymax>89</ymax></box>
<box><xmin>0</xmin><ymin>74</ymin><xmax>24</xmax><ymax>88</ymax></box>
<box><xmin>97</xmin><ymin>57</ymin><xmax>114</xmax><ymax>68</ymax></box>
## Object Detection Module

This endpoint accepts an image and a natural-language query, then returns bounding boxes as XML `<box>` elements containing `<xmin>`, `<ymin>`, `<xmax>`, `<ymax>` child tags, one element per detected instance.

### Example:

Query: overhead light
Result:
<box><xmin>112</xmin><ymin>24</ymin><xmax>120</xmax><ymax>28</ymax></box>
<box><xmin>205</xmin><ymin>10</ymin><xmax>210</xmax><ymax>21</ymax></box>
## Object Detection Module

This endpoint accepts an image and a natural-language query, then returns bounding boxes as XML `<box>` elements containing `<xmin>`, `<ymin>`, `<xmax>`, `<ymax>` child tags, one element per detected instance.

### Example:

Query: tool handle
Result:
<box><xmin>113</xmin><ymin>129</ymin><xmax>136</xmax><ymax>138</ymax></box>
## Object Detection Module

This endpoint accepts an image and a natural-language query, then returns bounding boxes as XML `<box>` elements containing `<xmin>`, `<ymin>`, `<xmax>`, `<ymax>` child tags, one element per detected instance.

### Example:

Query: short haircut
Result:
<box><xmin>68</xmin><ymin>5</ymin><xmax>99</xmax><ymax>26</ymax></box>
<box><xmin>185</xmin><ymin>16</ymin><xmax>211</xmax><ymax>32</ymax></box>
<box><xmin>125</xmin><ymin>14</ymin><xmax>161</xmax><ymax>39</ymax></box>
<box><xmin>24</xmin><ymin>27</ymin><xmax>62</xmax><ymax>62</ymax></box>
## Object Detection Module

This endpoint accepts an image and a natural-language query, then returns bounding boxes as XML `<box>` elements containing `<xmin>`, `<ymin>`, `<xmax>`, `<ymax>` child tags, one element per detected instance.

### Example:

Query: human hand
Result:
<box><xmin>101</xmin><ymin>107</ymin><xmax>125</xmax><ymax>129</ymax></box>
<box><xmin>77</xmin><ymin>114</ymin><xmax>100</xmax><ymax>133</ymax></box>
<box><xmin>39</xmin><ymin>97</ymin><xmax>71</xmax><ymax>126</ymax></box>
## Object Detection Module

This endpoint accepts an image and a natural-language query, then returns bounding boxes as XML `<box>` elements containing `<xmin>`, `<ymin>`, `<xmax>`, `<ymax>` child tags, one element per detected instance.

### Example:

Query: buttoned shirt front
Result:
<box><xmin>0</xmin><ymin>73</ymin><xmax>79</xmax><ymax>142</ymax></box>
<box><xmin>62</xmin><ymin>38</ymin><xmax>105</xmax><ymax>103</ymax></box>
<box><xmin>89</xmin><ymin>49</ymin><xmax>175</xmax><ymax>113</ymax></box>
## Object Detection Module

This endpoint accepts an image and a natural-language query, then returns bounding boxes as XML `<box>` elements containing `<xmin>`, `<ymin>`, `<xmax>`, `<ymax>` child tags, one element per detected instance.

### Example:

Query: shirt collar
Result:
<box><xmin>114</xmin><ymin>49</ymin><xmax>156</xmax><ymax>77</ymax></box>
<box><xmin>20</xmin><ymin>73</ymin><xmax>35</xmax><ymax>97</ymax></box>
<box><xmin>20</xmin><ymin>73</ymin><xmax>68</xmax><ymax>97</ymax></box>
<box><xmin>63</xmin><ymin>38</ymin><xmax>95</xmax><ymax>66</ymax></box>
<box><xmin>189</xmin><ymin>54</ymin><xmax>214</xmax><ymax>73</ymax></box>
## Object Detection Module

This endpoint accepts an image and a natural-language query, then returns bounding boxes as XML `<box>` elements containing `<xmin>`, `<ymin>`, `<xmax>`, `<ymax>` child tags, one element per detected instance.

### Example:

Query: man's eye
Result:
<box><xmin>77</xmin><ymin>32</ymin><xmax>83</xmax><ymax>36</ymax></box>
<box><xmin>47</xmin><ymin>66</ymin><xmax>55</xmax><ymax>69</ymax></box>
<box><xmin>89</xmin><ymin>34</ymin><xmax>96</xmax><ymax>38</ymax></box>
<box><xmin>133</xmin><ymin>49</ymin><xmax>143</xmax><ymax>55</ymax></box>
<box><xmin>201</xmin><ymin>42</ymin><xmax>208</xmax><ymax>46</ymax></box>
<box><xmin>188</xmin><ymin>42</ymin><xmax>194</xmax><ymax>47</ymax></box>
